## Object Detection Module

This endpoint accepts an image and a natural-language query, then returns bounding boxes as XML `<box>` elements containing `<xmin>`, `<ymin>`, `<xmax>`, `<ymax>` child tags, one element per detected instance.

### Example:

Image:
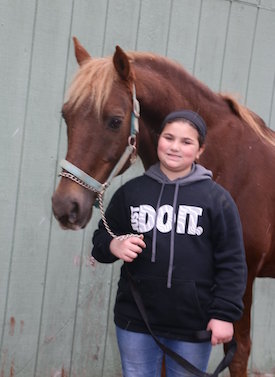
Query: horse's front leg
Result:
<box><xmin>226</xmin><ymin>276</ymin><xmax>254</xmax><ymax>377</ymax></box>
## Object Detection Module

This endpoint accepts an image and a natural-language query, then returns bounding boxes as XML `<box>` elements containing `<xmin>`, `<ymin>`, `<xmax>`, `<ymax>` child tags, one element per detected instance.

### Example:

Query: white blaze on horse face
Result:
<box><xmin>130</xmin><ymin>205</ymin><xmax>203</xmax><ymax>235</ymax></box>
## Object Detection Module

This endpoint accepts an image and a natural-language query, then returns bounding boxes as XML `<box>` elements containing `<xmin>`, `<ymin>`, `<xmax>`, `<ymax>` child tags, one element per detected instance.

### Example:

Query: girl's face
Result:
<box><xmin>157</xmin><ymin>121</ymin><xmax>204</xmax><ymax>180</ymax></box>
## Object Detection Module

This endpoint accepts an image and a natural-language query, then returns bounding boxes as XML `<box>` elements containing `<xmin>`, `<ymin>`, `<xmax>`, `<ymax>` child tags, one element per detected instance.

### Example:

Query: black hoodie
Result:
<box><xmin>92</xmin><ymin>163</ymin><xmax>247</xmax><ymax>341</ymax></box>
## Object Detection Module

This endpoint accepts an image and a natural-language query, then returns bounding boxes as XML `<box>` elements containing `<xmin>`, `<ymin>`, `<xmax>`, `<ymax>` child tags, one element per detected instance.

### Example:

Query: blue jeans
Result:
<box><xmin>116</xmin><ymin>327</ymin><xmax>212</xmax><ymax>377</ymax></box>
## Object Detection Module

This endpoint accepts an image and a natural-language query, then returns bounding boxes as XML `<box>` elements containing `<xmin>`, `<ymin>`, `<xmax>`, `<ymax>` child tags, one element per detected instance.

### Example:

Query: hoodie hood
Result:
<box><xmin>145</xmin><ymin>162</ymin><xmax>213</xmax><ymax>185</ymax></box>
<box><xmin>144</xmin><ymin>163</ymin><xmax>213</xmax><ymax>288</ymax></box>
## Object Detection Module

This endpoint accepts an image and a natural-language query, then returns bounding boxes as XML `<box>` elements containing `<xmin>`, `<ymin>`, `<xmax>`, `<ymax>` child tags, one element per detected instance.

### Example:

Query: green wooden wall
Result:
<box><xmin>0</xmin><ymin>0</ymin><xmax>275</xmax><ymax>376</ymax></box>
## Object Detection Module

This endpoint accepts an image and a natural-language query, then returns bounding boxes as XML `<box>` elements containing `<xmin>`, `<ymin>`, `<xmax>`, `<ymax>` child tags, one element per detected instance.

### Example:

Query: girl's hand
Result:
<box><xmin>207</xmin><ymin>319</ymin><xmax>234</xmax><ymax>346</ymax></box>
<box><xmin>110</xmin><ymin>235</ymin><xmax>146</xmax><ymax>262</ymax></box>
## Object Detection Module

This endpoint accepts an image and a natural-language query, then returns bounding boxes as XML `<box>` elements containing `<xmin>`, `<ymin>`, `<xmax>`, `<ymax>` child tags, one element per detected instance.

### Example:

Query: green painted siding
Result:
<box><xmin>0</xmin><ymin>0</ymin><xmax>274</xmax><ymax>376</ymax></box>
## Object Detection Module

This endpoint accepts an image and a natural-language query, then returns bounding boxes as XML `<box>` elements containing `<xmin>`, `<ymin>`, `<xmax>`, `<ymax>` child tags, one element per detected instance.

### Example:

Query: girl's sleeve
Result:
<box><xmin>91</xmin><ymin>186</ymin><xmax>130</xmax><ymax>263</ymax></box>
<box><xmin>208</xmin><ymin>188</ymin><xmax>248</xmax><ymax>322</ymax></box>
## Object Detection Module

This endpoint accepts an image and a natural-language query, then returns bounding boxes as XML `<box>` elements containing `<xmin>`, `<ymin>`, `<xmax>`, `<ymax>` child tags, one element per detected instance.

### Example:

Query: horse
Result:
<box><xmin>52</xmin><ymin>37</ymin><xmax>275</xmax><ymax>377</ymax></box>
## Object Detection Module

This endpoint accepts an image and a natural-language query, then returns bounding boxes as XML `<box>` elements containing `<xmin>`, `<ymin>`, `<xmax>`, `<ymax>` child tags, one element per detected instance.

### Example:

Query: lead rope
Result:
<box><xmin>97</xmin><ymin>190</ymin><xmax>142</xmax><ymax>240</ymax></box>
<box><xmin>90</xmin><ymin>189</ymin><xmax>142</xmax><ymax>267</ymax></box>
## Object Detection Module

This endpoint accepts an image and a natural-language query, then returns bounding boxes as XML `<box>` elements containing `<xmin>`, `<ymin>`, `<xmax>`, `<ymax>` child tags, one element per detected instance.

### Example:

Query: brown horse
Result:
<box><xmin>52</xmin><ymin>37</ymin><xmax>275</xmax><ymax>377</ymax></box>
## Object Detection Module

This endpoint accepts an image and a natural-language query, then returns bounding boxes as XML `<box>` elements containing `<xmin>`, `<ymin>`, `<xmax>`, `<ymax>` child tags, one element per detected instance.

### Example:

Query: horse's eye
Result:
<box><xmin>108</xmin><ymin>117</ymin><xmax>122</xmax><ymax>130</ymax></box>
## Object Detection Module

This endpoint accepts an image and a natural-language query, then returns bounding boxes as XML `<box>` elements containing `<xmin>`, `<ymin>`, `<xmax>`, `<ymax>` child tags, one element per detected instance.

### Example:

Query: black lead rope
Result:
<box><xmin>126</xmin><ymin>268</ymin><xmax>236</xmax><ymax>377</ymax></box>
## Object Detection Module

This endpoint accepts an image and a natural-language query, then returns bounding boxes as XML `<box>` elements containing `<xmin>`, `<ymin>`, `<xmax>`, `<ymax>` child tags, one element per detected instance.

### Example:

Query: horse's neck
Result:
<box><xmin>134</xmin><ymin>56</ymin><xmax>225</xmax><ymax>168</ymax></box>
<box><xmin>137</xmin><ymin>57</ymin><xmax>222</xmax><ymax>115</ymax></box>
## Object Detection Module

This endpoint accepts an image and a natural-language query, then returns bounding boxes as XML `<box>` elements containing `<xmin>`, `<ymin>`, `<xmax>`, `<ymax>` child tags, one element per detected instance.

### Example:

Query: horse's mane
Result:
<box><xmin>66</xmin><ymin>51</ymin><xmax>275</xmax><ymax>147</ymax></box>
<box><xmin>66</xmin><ymin>56</ymin><xmax>116</xmax><ymax>116</ymax></box>
<box><xmin>66</xmin><ymin>51</ymin><xmax>156</xmax><ymax>116</ymax></box>
<box><xmin>221</xmin><ymin>94</ymin><xmax>275</xmax><ymax>147</ymax></box>
<box><xmin>66</xmin><ymin>50</ymin><xmax>176</xmax><ymax>117</ymax></box>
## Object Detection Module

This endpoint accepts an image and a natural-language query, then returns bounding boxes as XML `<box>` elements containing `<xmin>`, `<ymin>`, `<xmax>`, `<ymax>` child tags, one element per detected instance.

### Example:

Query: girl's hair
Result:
<box><xmin>160</xmin><ymin>110</ymin><xmax>207</xmax><ymax>147</ymax></box>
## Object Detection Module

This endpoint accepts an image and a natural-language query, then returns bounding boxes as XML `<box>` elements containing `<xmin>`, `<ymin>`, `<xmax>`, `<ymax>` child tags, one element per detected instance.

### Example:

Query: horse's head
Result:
<box><xmin>52</xmin><ymin>38</ymin><xmax>139</xmax><ymax>230</ymax></box>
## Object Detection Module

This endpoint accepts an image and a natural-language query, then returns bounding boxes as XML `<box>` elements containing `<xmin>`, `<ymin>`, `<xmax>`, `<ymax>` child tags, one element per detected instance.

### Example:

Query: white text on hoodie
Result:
<box><xmin>130</xmin><ymin>205</ymin><xmax>203</xmax><ymax>235</ymax></box>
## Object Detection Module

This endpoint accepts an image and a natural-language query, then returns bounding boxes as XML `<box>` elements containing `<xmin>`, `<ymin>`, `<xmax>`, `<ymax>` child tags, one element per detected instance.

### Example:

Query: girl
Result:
<box><xmin>92</xmin><ymin>110</ymin><xmax>247</xmax><ymax>377</ymax></box>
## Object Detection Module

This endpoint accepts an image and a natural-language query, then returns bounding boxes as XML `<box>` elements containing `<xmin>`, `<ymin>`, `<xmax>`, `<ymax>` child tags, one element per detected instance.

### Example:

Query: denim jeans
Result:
<box><xmin>116</xmin><ymin>326</ymin><xmax>212</xmax><ymax>377</ymax></box>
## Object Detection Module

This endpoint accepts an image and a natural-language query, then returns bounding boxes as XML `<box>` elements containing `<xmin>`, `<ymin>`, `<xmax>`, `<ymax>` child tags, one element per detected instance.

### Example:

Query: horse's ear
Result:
<box><xmin>73</xmin><ymin>36</ymin><xmax>91</xmax><ymax>66</ymax></box>
<box><xmin>113</xmin><ymin>45</ymin><xmax>132</xmax><ymax>81</ymax></box>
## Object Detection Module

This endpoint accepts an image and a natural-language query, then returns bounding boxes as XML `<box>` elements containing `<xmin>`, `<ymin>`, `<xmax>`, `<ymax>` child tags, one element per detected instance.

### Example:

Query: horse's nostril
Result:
<box><xmin>52</xmin><ymin>187</ymin><xmax>95</xmax><ymax>229</ymax></box>
<box><xmin>68</xmin><ymin>202</ymin><xmax>79</xmax><ymax>224</ymax></box>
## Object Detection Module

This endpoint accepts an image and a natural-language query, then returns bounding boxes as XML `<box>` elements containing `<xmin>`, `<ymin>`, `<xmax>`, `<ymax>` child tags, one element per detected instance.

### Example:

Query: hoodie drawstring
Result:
<box><xmin>167</xmin><ymin>182</ymin><xmax>180</xmax><ymax>288</ymax></box>
<box><xmin>151</xmin><ymin>183</ymin><xmax>165</xmax><ymax>263</ymax></box>
<box><xmin>151</xmin><ymin>182</ymin><xmax>180</xmax><ymax>288</ymax></box>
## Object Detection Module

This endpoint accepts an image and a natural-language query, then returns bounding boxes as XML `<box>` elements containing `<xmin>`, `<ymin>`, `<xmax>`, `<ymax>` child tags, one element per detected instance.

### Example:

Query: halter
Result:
<box><xmin>59</xmin><ymin>84</ymin><xmax>140</xmax><ymax>196</ymax></box>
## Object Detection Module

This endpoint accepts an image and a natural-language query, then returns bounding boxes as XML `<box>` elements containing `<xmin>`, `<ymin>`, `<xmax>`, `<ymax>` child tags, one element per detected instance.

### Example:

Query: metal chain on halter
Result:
<box><xmin>59</xmin><ymin>171</ymin><xmax>101</xmax><ymax>192</ymax></box>
<box><xmin>97</xmin><ymin>190</ymin><xmax>142</xmax><ymax>241</ymax></box>
<box><xmin>59</xmin><ymin>172</ymin><xmax>140</xmax><ymax>240</ymax></box>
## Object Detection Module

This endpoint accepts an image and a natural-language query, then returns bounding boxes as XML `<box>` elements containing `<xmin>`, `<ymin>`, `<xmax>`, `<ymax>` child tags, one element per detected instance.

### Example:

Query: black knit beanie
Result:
<box><xmin>160</xmin><ymin>110</ymin><xmax>207</xmax><ymax>140</ymax></box>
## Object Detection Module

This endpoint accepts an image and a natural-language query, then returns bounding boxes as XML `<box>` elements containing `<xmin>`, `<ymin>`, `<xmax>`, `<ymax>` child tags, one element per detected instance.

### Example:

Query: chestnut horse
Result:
<box><xmin>52</xmin><ymin>37</ymin><xmax>275</xmax><ymax>377</ymax></box>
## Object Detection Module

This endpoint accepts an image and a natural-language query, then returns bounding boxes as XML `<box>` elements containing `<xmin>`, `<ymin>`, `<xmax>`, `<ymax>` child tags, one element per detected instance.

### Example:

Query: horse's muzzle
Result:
<box><xmin>51</xmin><ymin>184</ymin><xmax>95</xmax><ymax>230</ymax></box>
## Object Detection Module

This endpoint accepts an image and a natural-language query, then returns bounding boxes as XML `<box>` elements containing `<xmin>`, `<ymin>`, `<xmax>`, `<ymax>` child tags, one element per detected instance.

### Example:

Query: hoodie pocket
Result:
<box><xmin>135</xmin><ymin>277</ymin><xmax>207</xmax><ymax>330</ymax></box>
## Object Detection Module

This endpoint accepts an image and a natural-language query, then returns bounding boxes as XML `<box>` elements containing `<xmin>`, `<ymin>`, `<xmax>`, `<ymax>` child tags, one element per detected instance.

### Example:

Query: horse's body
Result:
<box><xmin>52</xmin><ymin>38</ymin><xmax>275</xmax><ymax>377</ymax></box>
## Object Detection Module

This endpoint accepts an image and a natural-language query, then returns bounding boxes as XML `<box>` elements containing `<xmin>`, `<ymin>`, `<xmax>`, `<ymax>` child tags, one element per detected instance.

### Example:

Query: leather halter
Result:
<box><xmin>59</xmin><ymin>84</ymin><xmax>140</xmax><ymax>194</ymax></box>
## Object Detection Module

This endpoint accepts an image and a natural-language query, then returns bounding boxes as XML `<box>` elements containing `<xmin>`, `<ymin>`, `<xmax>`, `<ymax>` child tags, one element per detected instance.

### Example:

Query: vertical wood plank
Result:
<box><xmin>250</xmin><ymin>279</ymin><xmax>275</xmax><ymax>374</ymax></box>
<box><xmin>260</xmin><ymin>0</ymin><xmax>275</xmax><ymax>9</ymax></box>
<box><xmin>220</xmin><ymin>2</ymin><xmax>258</xmax><ymax>99</ymax></box>
<box><xmin>136</xmin><ymin>0</ymin><xmax>172</xmax><ymax>53</ymax></box>
<box><xmin>166</xmin><ymin>0</ymin><xmax>201</xmax><ymax>71</ymax></box>
<box><xmin>103</xmin><ymin>0</ymin><xmax>141</xmax><ymax>54</ymax></box>
<box><xmin>194</xmin><ymin>0</ymin><xmax>230</xmax><ymax>91</ymax></box>
<box><xmin>0</xmin><ymin>0</ymin><xmax>37</xmax><ymax>356</ymax></box>
<box><xmin>245</xmin><ymin>7</ymin><xmax>275</xmax><ymax>129</ymax></box>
